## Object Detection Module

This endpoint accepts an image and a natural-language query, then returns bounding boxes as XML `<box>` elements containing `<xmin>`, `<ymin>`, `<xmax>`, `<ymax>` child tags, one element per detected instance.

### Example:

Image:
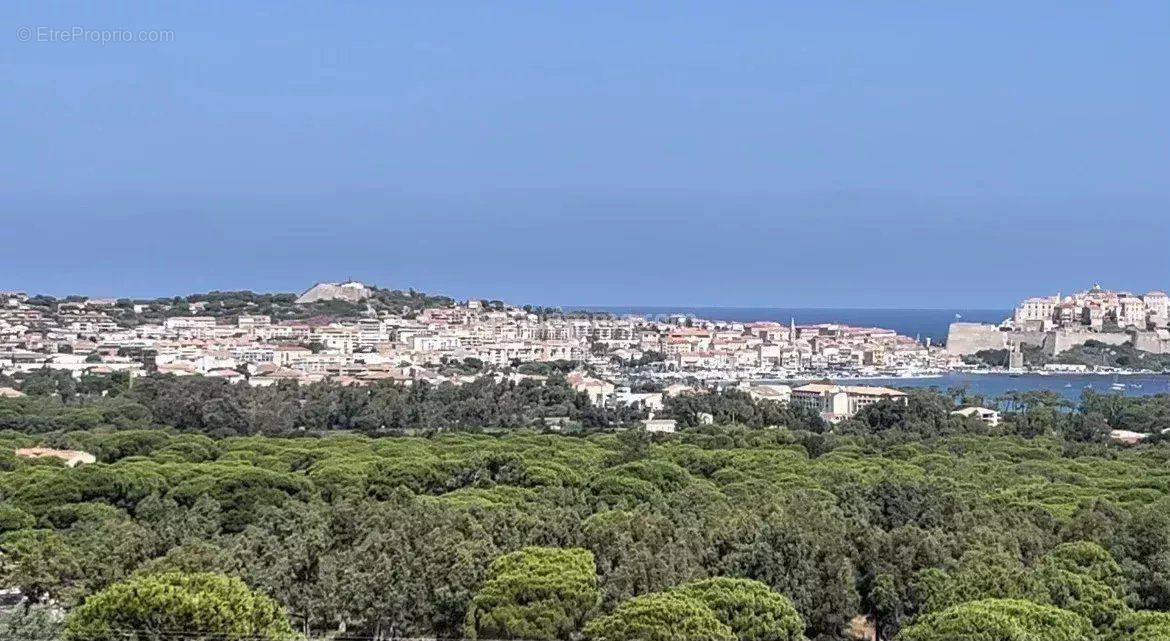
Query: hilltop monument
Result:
<box><xmin>295</xmin><ymin>281</ymin><xmax>373</xmax><ymax>304</ymax></box>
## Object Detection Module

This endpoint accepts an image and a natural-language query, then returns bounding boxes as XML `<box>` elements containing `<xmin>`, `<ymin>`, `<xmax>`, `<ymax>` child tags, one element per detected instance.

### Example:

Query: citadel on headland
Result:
<box><xmin>947</xmin><ymin>285</ymin><xmax>1170</xmax><ymax>360</ymax></box>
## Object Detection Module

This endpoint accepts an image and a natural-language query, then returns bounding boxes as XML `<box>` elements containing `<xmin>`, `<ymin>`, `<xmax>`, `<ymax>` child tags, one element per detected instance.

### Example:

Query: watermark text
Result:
<box><xmin>17</xmin><ymin>26</ymin><xmax>175</xmax><ymax>44</ymax></box>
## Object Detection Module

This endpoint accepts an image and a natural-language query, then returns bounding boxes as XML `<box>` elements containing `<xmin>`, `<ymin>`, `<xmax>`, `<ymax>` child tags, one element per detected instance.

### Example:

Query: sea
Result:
<box><xmin>566</xmin><ymin>306</ymin><xmax>1170</xmax><ymax>402</ymax></box>
<box><xmin>568</xmin><ymin>306</ymin><xmax>1010</xmax><ymax>343</ymax></box>
<box><xmin>810</xmin><ymin>373</ymin><xmax>1170</xmax><ymax>403</ymax></box>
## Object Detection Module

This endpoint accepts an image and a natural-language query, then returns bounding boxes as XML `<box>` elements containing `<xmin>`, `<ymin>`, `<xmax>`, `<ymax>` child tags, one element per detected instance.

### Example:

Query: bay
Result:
<box><xmin>567</xmin><ymin>306</ymin><xmax>1009</xmax><ymax>343</ymax></box>
<box><xmin>820</xmin><ymin>373</ymin><xmax>1170</xmax><ymax>403</ymax></box>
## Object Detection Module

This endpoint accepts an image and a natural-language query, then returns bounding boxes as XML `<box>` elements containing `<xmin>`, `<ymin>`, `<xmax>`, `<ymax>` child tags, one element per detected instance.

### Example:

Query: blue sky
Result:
<box><xmin>2</xmin><ymin>2</ymin><xmax>1168</xmax><ymax>308</ymax></box>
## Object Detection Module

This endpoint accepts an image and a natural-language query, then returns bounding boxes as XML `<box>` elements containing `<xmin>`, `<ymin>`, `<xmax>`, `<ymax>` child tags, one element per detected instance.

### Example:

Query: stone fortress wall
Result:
<box><xmin>947</xmin><ymin>322</ymin><xmax>1166</xmax><ymax>356</ymax></box>
<box><xmin>1133</xmin><ymin>330</ymin><xmax>1170</xmax><ymax>355</ymax></box>
<box><xmin>1043</xmin><ymin>329</ymin><xmax>1130</xmax><ymax>355</ymax></box>
<box><xmin>945</xmin><ymin>322</ymin><xmax>1048</xmax><ymax>355</ymax></box>
<box><xmin>949</xmin><ymin>285</ymin><xmax>1170</xmax><ymax>358</ymax></box>
<box><xmin>945</xmin><ymin>323</ymin><xmax>1007</xmax><ymax>355</ymax></box>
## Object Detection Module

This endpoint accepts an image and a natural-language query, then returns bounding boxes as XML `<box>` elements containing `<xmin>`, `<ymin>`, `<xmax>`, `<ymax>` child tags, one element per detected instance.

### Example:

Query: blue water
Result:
<box><xmin>564</xmin><ymin>306</ymin><xmax>1170</xmax><ymax>401</ymax></box>
<box><xmin>820</xmin><ymin>373</ymin><xmax>1170</xmax><ymax>403</ymax></box>
<box><xmin>568</xmin><ymin>307</ymin><xmax>1010</xmax><ymax>343</ymax></box>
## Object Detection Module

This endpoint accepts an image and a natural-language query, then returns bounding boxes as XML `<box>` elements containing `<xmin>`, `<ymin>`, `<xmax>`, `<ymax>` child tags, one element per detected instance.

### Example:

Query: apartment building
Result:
<box><xmin>791</xmin><ymin>383</ymin><xmax>907</xmax><ymax>422</ymax></box>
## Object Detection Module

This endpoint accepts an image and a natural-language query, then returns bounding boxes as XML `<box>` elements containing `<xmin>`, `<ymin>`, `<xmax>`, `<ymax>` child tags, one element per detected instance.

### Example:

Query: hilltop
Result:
<box><xmin>295</xmin><ymin>281</ymin><xmax>374</xmax><ymax>304</ymax></box>
<box><xmin>13</xmin><ymin>283</ymin><xmax>455</xmax><ymax>326</ymax></box>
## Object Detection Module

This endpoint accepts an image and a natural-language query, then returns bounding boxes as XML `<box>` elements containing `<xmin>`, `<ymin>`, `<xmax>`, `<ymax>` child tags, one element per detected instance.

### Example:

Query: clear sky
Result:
<box><xmin>2</xmin><ymin>2</ymin><xmax>1168</xmax><ymax>308</ymax></box>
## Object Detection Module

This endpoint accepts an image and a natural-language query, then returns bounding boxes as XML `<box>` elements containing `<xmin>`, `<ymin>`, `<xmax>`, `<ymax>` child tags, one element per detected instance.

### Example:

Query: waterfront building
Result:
<box><xmin>790</xmin><ymin>383</ymin><xmax>907</xmax><ymax>422</ymax></box>
<box><xmin>748</xmin><ymin>384</ymin><xmax>792</xmax><ymax>403</ymax></box>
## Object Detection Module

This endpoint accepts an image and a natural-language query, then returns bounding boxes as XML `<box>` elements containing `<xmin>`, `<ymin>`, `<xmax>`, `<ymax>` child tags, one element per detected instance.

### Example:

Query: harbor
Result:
<box><xmin>808</xmin><ymin>372</ymin><xmax>1170</xmax><ymax>402</ymax></box>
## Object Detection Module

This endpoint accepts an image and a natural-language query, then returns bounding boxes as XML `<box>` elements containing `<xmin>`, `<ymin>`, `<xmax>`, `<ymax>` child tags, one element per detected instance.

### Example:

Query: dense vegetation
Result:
<box><xmin>8</xmin><ymin>369</ymin><xmax>1170</xmax><ymax>439</ymax></box>
<box><xmin>4</xmin><ymin>372</ymin><xmax>1170</xmax><ymax>639</ymax></box>
<box><xmin>0</xmin><ymin>370</ymin><xmax>827</xmax><ymax>435</ymax></box>
<box><xmin>21</xmin><ymin>286</ymin><xmax>454</xmax><ymax>326</ymax></box>
<box><xmin>63</xmin><ymin>572</ymin><xmax>295</xmax><ymax>641</ymax></box>
<box><xmin>1</xmin><ymin>387</ymin><xmax>1170</xmax><ymax>639</ymax></box>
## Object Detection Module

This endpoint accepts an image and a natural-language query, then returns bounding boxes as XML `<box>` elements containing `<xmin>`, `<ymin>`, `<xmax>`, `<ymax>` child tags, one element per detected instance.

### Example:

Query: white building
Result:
<box><xmin>164</xmin><ymin>316</ymin><xmax>218</xmax><ymax>331</ymax></box>
<box><xmin>314</xmin><ymin>326</ymin><xmax>358</xmax><ymax>354</ymax></box>
<box><xmin>642</xmin><ymin>418</ymin><xmax>677</xmax><ymax>433</ymax></box>
<box><xmin>791</xmin><ymin>383</ymin><xmax>907</xmax><ymax>422</ymax></box>
<box><xmin>1117</xmin><ymin>296</ymin><xmax>1147</xmax><ymax>328</ymax></box>
<box><xmin>567</xmin><ymin>371</ymin><xmax>615</xmax><ymax>406</ymax></box>
<box><xmin>409</xmin><ymin>334</ymin><xmax>462</xmax><ymax>352</ymax></box>
<box><xmin>1014</xmin><ymin>296</ymin><xmax>1059</xmax><ymax>329</ymax></box>
<box><xmin>614</xmin><ymin>389</ymin><xmax>664</xmax><ymax>411</ymax></box>
<box><xmin>951</xmin><ymin>406</ymin><xmax>1001</xmax><ymax>427</ymax></box>
<box><xmin>748</xmin><ymin>384</ymin><xmax>792</xmax><ymax>404</ymax></box>
<box><xmin>356</xmin><ymin>319</ymin><xmax>389</xmax><ymax>347</ymax></box>
<box><xmin>1144</xmin><ymin>291</ymin><xmax>1168</xmax><ymax>327</ymax></box>
<box><xmin>237</xmin><ymin>315</ymin><xmax>272</xmax><ymax>329</ymax></box>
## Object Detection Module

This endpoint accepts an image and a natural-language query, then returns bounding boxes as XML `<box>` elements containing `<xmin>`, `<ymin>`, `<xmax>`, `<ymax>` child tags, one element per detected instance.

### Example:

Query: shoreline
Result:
<box><xmin>646</xmin><ymin>369</ymin><xmax>1170</xmax><ymax>385</ymax></box>
<box><xmin>740</xmin><ymin>371</ymin><xmax>1170</xmax><ymax>400</ymax></box>
<box><xmin>944</xmin><ymin>369</ymin><xmax>1170</xmax><ymax>378</ymax></box>
<box><xmin>732</xmin><ymin>370</ymin><xmax>1170</xmax><ymax>384</ymax></box>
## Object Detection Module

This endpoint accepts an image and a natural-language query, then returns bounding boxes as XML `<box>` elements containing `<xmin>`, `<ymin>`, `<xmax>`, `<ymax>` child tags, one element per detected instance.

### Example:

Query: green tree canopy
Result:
<box><xmin>1109</xmin><ymin>610</ymin><xmax>1170</xmax><ymax>641</ymax></box>
<box><xmin>64</xmin><ymin>572</ymin><xmax>294</xmax><ymax>641</ymax></box>
<box><xmin>669</xmin><ymin>577</ymin><xmax>805</xmax><ymax>641</ymax></box>
<box><xmin>911</xmin><ymin>548</ymin><xmax>1044</xmax><ymax>615</ymax></box>
<box><xmin>0</xmin><ymin>606</ymin><xmax>63</xmax><ymax>641</ymax></box>
<box><xmin>0</xmin><ymin>504</ymin><xmax>34</xmax><ymax>532</ymax></box>
<box><xmin>1038</xmin><ymin>541</ymin><xmax>1124</xmax><ymax>589</ymax></box>
<box><xmin>1033</xmin><ymin>543</ymin><xmax>1128</xmax><ymax>629</ymax></box>
<box><xmin>583</xmin><ymin>592</ymin><xmax>735</xmax><ymax>641</ymax></box>
<box><xmin>897</xmin><ymin>599</ymin><xmax>1094</xmax><ymax>641</ymax></box>
<box><xmin>464</xmin><ymin>546</ymin><xmax>600</xmax><ymax>640</ymax></box>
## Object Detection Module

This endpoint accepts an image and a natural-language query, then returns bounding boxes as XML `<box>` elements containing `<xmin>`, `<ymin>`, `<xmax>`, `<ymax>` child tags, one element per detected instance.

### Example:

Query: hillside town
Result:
<box><xmin>0</xmin><ymin>282</ymin><xmax>953</xmax><ymax>420</ymax></box>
